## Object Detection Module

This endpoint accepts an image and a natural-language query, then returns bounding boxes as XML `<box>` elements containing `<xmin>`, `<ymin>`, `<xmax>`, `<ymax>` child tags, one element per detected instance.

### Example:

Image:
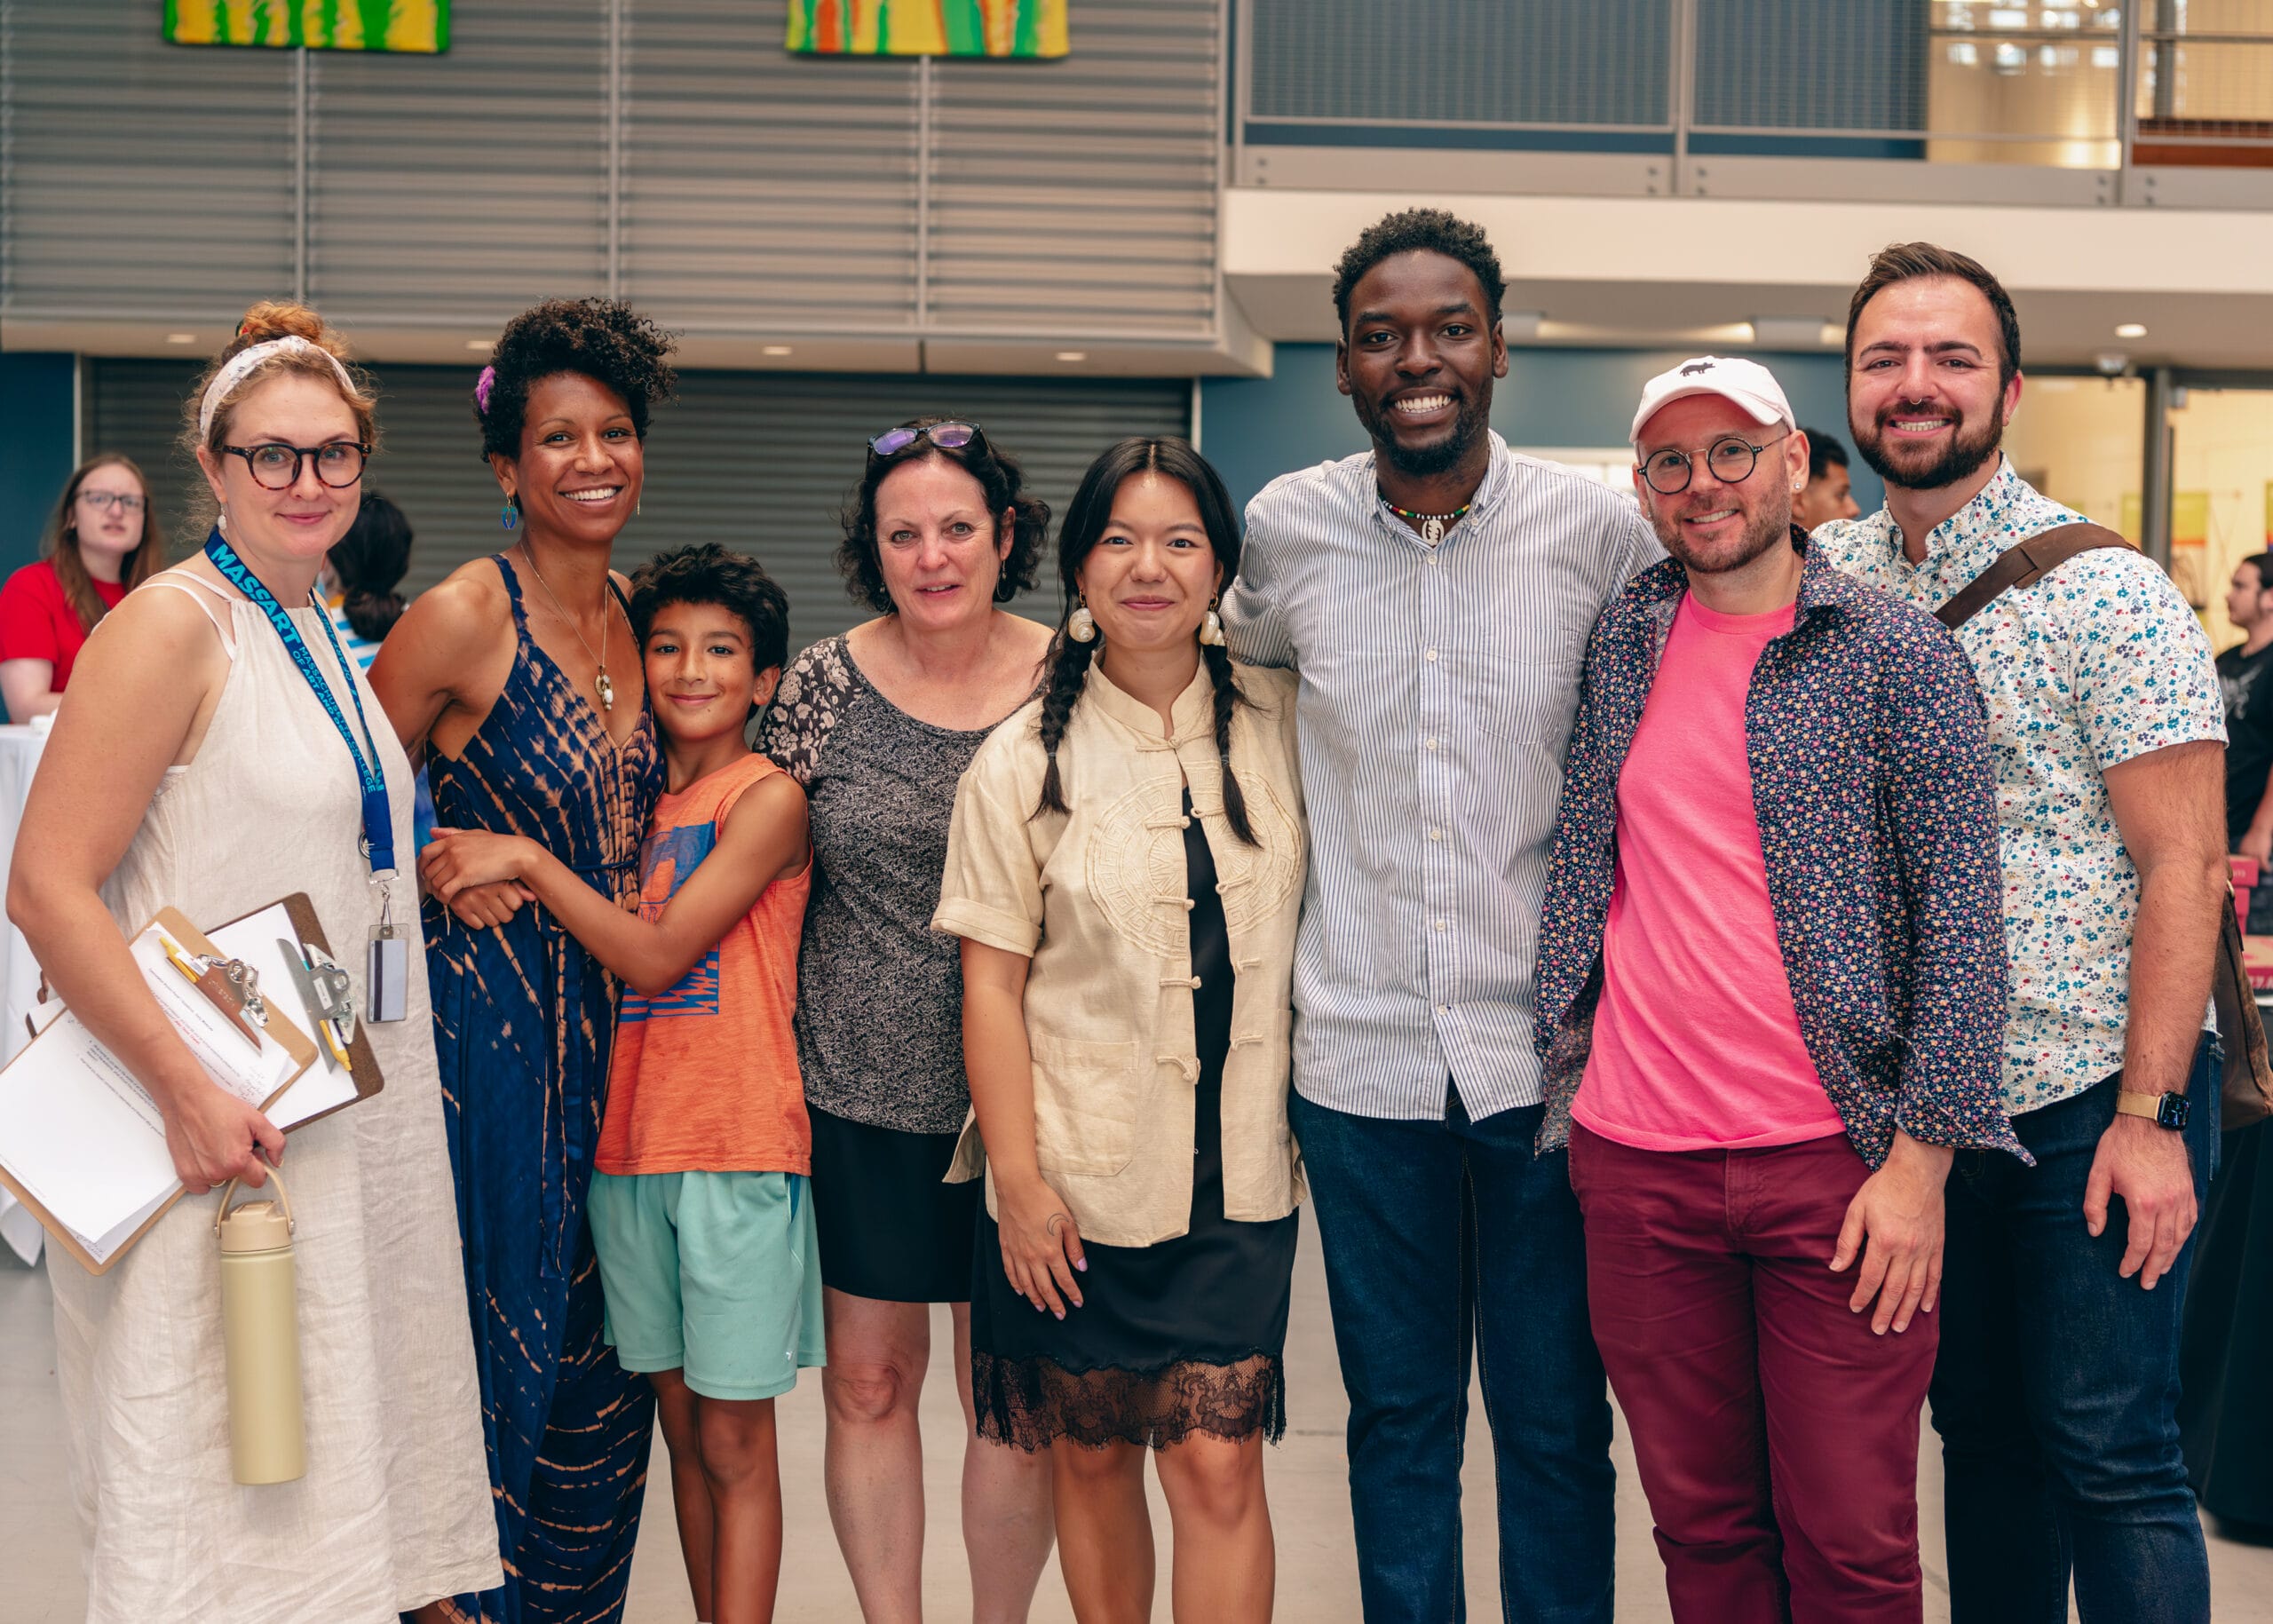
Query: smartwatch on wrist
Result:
<box><xmin>2114</xmin><ymin>1089</ymin><xmax>2190</xmax><ymax>1131</ymax></box>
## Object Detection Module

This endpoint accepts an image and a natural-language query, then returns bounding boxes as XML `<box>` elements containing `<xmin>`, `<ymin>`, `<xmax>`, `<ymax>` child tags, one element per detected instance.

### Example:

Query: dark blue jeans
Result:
<box><xmin>1931</xmin><ymin>1044</ymin><xmax>2221</xmax><ymax>1624</ymax></box>
<box><xmin>1290</xmin><ymin>1087</ymin><xmax>1615</xmax><ymax>1622</ymax></box>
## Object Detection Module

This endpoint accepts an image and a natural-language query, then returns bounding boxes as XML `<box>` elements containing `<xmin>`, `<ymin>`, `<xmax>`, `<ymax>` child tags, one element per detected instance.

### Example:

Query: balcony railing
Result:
<box><xmin>1233</xmin><ymin>0</ymin><xmax>2273</xmax><ymax>206</ymax></box>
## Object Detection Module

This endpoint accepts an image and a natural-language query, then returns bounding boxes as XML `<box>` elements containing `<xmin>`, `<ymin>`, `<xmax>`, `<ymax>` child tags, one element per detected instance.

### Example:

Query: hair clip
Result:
<box><xmin>474</xmin><ymin>365</ymin><xmax>497</xmax><ymax>415</ymax></box>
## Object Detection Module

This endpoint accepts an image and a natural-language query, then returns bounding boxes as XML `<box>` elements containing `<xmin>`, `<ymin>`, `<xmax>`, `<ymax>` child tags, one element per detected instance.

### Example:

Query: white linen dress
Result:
<box><xmin>45</xmin><ymin>570</ymin><xmax>500</xmax><ymax>1622</ymax></box>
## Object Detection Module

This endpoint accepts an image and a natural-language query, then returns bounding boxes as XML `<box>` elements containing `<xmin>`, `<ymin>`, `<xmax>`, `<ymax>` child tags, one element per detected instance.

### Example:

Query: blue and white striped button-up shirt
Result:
<box><xmin>1224</xmin><ymin>432</ymin><xmax>1661</xmax><ymax>1121</ymax></box>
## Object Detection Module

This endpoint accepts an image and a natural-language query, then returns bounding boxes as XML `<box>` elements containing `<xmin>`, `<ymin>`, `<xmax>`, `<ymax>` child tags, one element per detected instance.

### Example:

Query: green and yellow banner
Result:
<box><xmin>163</xmin><ymin>2</ymin><xmax>449</xmax><ymax>52</ymax></box>
<box><xmin>788</xmin><ymin>0</ymin><xmax>1068</xmax><ymax>58</ymax></box>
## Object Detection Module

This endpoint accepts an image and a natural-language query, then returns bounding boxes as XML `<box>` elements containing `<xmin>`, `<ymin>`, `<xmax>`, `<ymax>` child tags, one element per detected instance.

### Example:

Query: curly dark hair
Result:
<box><xmin>1033</xmin><ymin>437</ymin><xmax>1260</xmax><ymax>845</ymax></box>
<box><xmin>1331</xmin><ymin>208</ymin><xmax>1508</xmax><ymax>334</ymax></box>
<box><xmin>629</xmin><ymin>543</ymin><xmax>792</xmax><ymax>685</ymax></box>
<box><xmin>838</xmin><ymin>417</ymin><xmax>1049</xmax><ymax>614</ymax></box>
<box><xmin>476</xmin><ymin>297</ymin><xmax>677</xmax><ymax>461</ymax></box>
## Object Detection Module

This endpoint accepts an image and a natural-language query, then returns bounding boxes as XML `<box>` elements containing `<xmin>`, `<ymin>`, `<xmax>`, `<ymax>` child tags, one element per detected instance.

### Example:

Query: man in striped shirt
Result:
<box><xmin>1223</xmin><ymin>209</ymin><xmax>1659</xmax><ymax>1622</ymax></box>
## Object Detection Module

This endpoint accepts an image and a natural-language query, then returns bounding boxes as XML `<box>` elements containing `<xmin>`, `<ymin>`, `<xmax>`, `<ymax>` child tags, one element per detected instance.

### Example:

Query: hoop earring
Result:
<box><xmin>501</xmin><ymin>494</ymin><xmax>519</xmax><ymax>532</ymax></box>
<box><xmin>1067</xmin><ymin>599</ymin><xmax>1097</xmax><ymax>644</ymax></box>
<box><xmin>1199</xmin><ymin>595</ymin><xmax>1226</xmax><ymax>647</ymax></box>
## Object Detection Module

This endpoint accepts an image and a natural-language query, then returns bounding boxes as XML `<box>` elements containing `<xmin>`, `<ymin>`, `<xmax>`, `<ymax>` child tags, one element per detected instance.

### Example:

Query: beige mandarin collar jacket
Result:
<box><xmin>934</xmin><ymin>658</ymin><xmax>1308</xmax><ymax>1248</ymax></box>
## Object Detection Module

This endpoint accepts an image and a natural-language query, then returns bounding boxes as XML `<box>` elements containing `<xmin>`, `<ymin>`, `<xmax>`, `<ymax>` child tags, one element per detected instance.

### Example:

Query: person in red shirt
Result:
<box><xmin>0</xmin><ymin>454</ymin><xmax>166</xmax><ymax>719</ymax></box>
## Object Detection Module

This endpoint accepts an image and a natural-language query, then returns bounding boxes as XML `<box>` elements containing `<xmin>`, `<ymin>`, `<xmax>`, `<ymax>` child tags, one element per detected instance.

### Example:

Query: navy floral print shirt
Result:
<box><xmin>1534</xmin><ymin>531</ymin><xmax>2025</xmax><ymax>1168</ymax></box>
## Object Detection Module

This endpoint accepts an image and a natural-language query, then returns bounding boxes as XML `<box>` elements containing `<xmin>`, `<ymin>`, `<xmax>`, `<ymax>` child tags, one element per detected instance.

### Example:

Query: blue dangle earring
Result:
<box><xmin>501</xmin><ymin>493</ymin><xmax>519</xmax><ymax>531</ymax></box>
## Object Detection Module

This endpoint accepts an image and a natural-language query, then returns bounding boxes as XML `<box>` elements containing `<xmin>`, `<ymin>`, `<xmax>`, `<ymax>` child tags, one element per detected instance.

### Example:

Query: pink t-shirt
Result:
<box><xmin>1572</xmin><ymin>593</ymin><xmax>1847</xmax><ymax>1153</ymax></box>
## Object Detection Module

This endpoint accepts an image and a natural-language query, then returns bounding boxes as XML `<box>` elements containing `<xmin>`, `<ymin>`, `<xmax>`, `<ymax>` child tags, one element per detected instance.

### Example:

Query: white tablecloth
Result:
<box><xmin>0</xmin><ymin>723</ymin><xmax>51</xmax><ymax>1264</ymax></box>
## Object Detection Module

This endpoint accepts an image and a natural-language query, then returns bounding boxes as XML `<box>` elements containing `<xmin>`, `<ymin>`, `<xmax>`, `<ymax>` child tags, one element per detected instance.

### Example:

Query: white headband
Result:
<box><xmin>197</xmin><ymin>336</ymin><xmax>360</xmax><ymax>441</ymax></box>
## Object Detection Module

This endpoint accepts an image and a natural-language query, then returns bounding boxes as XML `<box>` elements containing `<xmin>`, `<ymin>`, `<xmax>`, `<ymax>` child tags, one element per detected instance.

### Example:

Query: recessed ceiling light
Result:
<box><xmin>2114</xmin><ymin>322</ymin><xmax>2147</xmax><ymax>338</ymax></box>
<box><xmin>165</xmin><ymin>332</ymin><xmax>196</xmax><ymax>345</ymax></box>
<box><xmin>1055</xmin><ymin>351</ymin><xmax>1087</xmax><ymax>362</ymax></box>
<box><xmin>465</xmin><ymin>338</ymin><xmax>493</xmax><ymax>352</ymax></box>
<box><xmin>763</xmin><ymin>345</ymin><xmax>794</xmax><ymax>356</ymax></box>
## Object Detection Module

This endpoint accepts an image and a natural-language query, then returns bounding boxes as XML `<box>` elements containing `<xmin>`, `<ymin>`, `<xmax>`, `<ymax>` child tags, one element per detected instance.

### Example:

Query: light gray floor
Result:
<box><xmin>6</xmin><ymin>1208</ymin><xmax>2272</xmax><ymax>1621</ymax></box>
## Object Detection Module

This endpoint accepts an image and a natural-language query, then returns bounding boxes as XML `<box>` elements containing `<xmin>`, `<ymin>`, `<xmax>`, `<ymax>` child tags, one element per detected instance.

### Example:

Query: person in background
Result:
<box><xmin>1538</xmin><ymin>356</ymin><xmax>2016</xmax><ymax>1621</ymax></box>
<box><xmin>2220</xmin><ymin>552</ymin><xmax>2273</xmax><ymax>893</ymax></box>
<box><xmin>322</xmin><ymin>489</ymin><xmax>433</xmax><ymax>847</ymax></box>
<box><xmin>1223</xmin><ymin>207</ymin><xmax>1654</xmax><ymax>1624</ymax></box>
<box><xmin>422</xmin><ymin>543</ymin><xmax>818</xmax><ymax>1624</ymax></box>
<box><xmin>1812</xmin><ymin>242</ymin><xmax>2227</xmax><ymax>1624</ymax></box>
<box><xmin>939</xmin><ymin>436</ymin><xmax>1304</xmax><ymax>1624</ymax></box>
<box><xmin>0</xmin><ymin>454</ymin><xmax>166</xmax><ymax>720</ymax></box>
<box><xmin>759</xmin><ymin>417</ymin><xmax>1057</xmax><ymax>1623</ymax></box>
<box><xmin>369</xmin><ymin>296</ymin><xmax>677</xmax><ymax>1624</ymax></box>
<box><xmin>1792</xmin><ymin>425</ymin><xmax>1860</xmax><ymax>530</ymax></box>
<box><xmin>322</xmin><ymin>488</ymin><xmax>413</xmax><ymax>669</ymax></box>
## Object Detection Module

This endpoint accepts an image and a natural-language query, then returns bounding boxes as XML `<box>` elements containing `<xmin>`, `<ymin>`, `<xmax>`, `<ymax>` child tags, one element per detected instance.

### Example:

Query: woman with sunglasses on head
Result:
<box><xmin>7</xmin><ymin>300</ymin><xmax>499</xmax><ymax>1622</ymax></box>
<box><xmin>368</xmin><ymin>297</ymin><xmax>675</xmax><ymax>1624</ymax></box>
<box><xmin>936</xmin><ymin>436</ymin><xmax>1305</xmax><ymax>1624</ymax></box>
<box><xmin>758</xmin><ymin>416</ymin><xmax>1057</xmax><ymax>1621</ymax></box>
<box><xmin>0</xmin><ymin>453</ymin><xmax>166</xmax><ymax>719</ymax></box>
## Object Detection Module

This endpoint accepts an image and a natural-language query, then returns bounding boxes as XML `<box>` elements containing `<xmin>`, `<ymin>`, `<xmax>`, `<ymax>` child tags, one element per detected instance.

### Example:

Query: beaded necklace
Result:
<box><xmin>1379</xmin><ymin>489</ymin><xmax>1473</xmax><ymax>545</ymax></box>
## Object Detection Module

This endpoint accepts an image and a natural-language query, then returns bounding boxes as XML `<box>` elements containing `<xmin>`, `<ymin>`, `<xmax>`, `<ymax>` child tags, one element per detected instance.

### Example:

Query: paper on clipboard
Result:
<box><xmin>205</xmin><ymin>899</ymin><xmax>379</xmax><ymax>1129</ymax></box>
<box><xmin>0</xmin><ymin>907</ymin><xmax>318</xmax><ymax>1271</ymax></box>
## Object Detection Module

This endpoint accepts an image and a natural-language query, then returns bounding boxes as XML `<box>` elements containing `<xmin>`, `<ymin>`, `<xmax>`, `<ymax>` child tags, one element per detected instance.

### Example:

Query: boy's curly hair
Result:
<box><xmin>629</xmin><ymin>543</ymin><xmax>792</xmax><ymax>696</ymax></box>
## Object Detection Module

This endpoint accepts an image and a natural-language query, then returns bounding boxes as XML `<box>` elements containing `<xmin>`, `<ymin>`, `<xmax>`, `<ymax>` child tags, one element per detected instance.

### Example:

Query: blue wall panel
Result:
<box><xmin>0</xmin><ymin>353</ymin><xmax>76</xmax><ymax>577</ymax></box>
<box><xmin>1200</xmin><ymin>343</ymin><xmax>1882</xmax><ymax>520</ymax></box>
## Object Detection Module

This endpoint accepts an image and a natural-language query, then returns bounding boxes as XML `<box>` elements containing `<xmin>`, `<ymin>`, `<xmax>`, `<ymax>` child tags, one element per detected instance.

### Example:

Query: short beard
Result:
<box><xmin>1653</xmin><ymin>497</ymin><xmax>1792</xmax><ymax>578</ymax></box>
<box><xmin>1358</xmin><ymin>388</ymin><xmax>1493</xmax><ymax>480</ymax></box>
<box><xmin>1854</xmin><ymin>400</ymin><xmax>2005</xmax><ymax>492</ymax></box>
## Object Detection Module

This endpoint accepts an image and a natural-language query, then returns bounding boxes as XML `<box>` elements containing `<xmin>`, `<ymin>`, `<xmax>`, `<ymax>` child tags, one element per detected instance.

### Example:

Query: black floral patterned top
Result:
<box><xmin>1532</xmin><ymin>530</ymin><xmax>2027</xmax><ymax>1169</ymax></box>
<box><xmin>761</xmin><ymin>634</ymin><xmax>1023</xmax><ymax>1134</ymax></box>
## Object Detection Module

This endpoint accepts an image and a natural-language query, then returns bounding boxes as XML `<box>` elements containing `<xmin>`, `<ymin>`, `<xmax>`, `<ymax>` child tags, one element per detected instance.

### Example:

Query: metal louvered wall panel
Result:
<box><xmin>623</xmin><ymin>3</ymin><xmax>921</xmax><ymax>331</ymax></box>
<box><xmin>1</xmin><ymin>3</ymin><xmax>296</xmax><ymax>321</ymax></box>
<box><xmin>306</xmin><ymin>3</ymin><xmax>610</xmax><ymax>325</ymax></box>
<box><xmin>83</xmin><ymin>360</ymin><xmax>1187</xmax><ymax>654</ymax></box>
<box><xmin>1246</xmin><ymin>0</ymin><xmax>1673</xmax><ymax>129</ymax></box>
<box><xmin>927</xmin><ymin>0</ymin><xmax>1219</xmax><ymax>335</ymax></box>
<box><xmin>1693</xmin><ymin>1</ymin><xmax>1929</xmax><ymax>134</ymax></box>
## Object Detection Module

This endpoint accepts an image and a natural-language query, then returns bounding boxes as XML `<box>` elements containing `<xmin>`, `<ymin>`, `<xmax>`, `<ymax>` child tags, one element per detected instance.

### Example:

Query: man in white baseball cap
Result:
<box><xmin>1532</xmin><ymin>352</ymin><xmax>2015</xmax><ymax>1618</ymax></box>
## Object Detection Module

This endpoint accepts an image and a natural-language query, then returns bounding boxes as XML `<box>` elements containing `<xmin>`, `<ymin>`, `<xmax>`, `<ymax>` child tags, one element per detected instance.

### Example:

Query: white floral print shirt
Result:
<box><xmin>1811</xmin><ymin>459</ymin><xmax>2224</xmax><ymax>1115</ymax></box>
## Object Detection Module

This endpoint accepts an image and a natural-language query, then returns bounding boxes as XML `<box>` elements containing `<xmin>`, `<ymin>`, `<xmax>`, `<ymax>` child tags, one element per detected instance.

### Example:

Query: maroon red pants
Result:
<box><xmin>1569</xmin><ymin>1123</ymin><xmax>1937</xmax><ymax>1623</ymax></box>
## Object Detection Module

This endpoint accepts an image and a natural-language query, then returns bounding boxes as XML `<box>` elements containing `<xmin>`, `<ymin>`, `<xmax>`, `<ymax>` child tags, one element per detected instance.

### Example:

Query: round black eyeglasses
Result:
<box><xmin>1638</xmin><ymin>430</ymin><xmax>1790</xmax><ymax>495</ymax></box>
<box><xmin>222</xmin><ymin>441</ymin><xmax>370</xmax><ymax>491</ymax></box>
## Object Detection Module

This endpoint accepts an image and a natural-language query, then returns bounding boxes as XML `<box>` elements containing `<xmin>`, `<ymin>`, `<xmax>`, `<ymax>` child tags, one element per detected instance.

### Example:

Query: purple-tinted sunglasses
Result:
<box><xmin>867</xmin><ymin>420</ymin><xmax>986</xmax><ymax>460</ymax></box>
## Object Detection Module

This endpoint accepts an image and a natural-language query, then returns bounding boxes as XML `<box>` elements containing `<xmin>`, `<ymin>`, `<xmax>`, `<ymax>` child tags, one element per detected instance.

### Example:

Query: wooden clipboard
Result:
<box><xmin>216</xmin><ymin>891</ymin><xmax>385</xmax><ymax>1129</ymax></box>
<box><xmin>0</xmin><ymin>904</ymin><xmax>325</xmax><ymax>1275</ymax></box>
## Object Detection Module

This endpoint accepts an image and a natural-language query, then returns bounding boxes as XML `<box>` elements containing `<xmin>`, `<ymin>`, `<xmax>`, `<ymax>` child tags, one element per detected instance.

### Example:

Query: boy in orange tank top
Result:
<box><xmin>423</xmin><ymin>543</ymin><xmax>815</xmax><ymax>1624</ymax></box>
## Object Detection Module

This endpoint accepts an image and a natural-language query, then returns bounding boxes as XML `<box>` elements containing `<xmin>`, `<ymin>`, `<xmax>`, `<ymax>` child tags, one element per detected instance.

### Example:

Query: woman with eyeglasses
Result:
<box><xmin>0</xmin><ymin>454</ymin><xmax>167</xmax><ymax>720</ymax></box>
<box><xmin>758</xmin><ymin>416</ymin><xmax>1057</xmax><ymax>1620</ymax></box>
<box><xmin>6</xmin><ymin>299</ymin><xmax>499</xmax><ymax>1621</ymax></box>
<box><xmin>368</xmin><ymin>297</ymin><xmax>676</xmax><ymax>1624</ymax></box>
<box><xmin>937</xmin><ymin>436</ymin><xmax>1305</xmax><ymax>1624</ymax></box>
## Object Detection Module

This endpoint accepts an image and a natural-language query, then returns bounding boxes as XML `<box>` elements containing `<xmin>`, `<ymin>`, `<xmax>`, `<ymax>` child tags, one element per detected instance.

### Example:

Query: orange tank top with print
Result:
<box><xmin>597</xmin><ymin>752</ymin><xmax>812</xmax><ymax>1176</ymax></box>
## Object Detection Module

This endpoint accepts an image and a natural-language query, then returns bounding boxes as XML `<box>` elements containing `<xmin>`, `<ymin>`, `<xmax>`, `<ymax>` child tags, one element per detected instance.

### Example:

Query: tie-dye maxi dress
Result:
<box><xmin>422</xmin><ymin>554</ymin><xmax>662</xmax><ymax>1623</ymax></box>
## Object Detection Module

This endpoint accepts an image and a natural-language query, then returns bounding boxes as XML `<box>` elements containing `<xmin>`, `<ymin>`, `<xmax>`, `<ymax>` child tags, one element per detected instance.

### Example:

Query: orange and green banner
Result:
<box><xmin>163</xmin><ymin>2</ymin><xmax>448</xmax><ymax>52</ymax></box>
<box><xmin>788</xmin><ymin>0</ymin><xmax>1068</xmax><ymax>57</ymax></box>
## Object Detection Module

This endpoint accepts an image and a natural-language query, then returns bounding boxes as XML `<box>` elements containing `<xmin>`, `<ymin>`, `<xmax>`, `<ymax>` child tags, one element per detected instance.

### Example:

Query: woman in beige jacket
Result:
<box><xmin>935</xmin><ymin>436</ymin><xmax>1306</xmax><ymax>1624</ymax></box>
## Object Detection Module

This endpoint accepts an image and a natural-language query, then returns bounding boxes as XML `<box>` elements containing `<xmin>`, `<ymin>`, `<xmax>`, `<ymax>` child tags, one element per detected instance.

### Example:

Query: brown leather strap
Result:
<box><xmin>1934</xmin><ymin>521</ymin><xmax>2135</xmax><ymax>629</ymax></box>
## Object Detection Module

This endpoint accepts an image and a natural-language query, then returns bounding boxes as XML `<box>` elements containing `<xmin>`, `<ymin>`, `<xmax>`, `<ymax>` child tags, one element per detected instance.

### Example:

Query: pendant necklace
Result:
<box><xmin>518</xmin><ymin>542</ymin><xmax>619</xmax><ymax>712</ymax></box>
<box><xmin>1381</xmin><ymin>489</ymin><xmax>1473</xmax><ymax>546</ymax></box>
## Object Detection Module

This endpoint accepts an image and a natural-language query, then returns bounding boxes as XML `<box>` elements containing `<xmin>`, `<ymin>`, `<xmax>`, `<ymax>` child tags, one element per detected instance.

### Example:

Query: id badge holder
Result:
<box><xmin>368</xmin><ymin>882</ymin><xmax>408</xmax><ymax>1024</ymax></box>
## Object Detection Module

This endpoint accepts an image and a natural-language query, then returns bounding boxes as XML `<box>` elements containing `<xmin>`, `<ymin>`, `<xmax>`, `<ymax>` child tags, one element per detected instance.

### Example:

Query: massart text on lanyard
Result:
<box><xmin>204</xmin><ymin>530</ymin><xmax>408</xmax><ymax>1023</ymax></box>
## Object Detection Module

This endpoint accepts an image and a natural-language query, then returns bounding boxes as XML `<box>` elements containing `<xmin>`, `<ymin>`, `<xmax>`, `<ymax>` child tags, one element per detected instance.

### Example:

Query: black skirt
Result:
<box><xmin>969</xmin><ymin>793</ymin><xmax>1298</xmax><ymax>1451</ymax></box>
<box><xmin>809</xmin><ymin>1102</ymin><xmax>983</xmax><ymax>1303</ymax></box>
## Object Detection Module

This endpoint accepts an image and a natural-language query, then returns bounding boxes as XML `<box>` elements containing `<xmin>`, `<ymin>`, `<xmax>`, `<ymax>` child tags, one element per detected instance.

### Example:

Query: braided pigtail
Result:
<box><xmin>1032</xmin><ymin>630</ymin><xmax>1097</xmax><ymax>820</ymax></box>
<box><xmin>1202</xmin><ymin>642</ymin><xmax>1259</xmax><ymax>845</ymax></box>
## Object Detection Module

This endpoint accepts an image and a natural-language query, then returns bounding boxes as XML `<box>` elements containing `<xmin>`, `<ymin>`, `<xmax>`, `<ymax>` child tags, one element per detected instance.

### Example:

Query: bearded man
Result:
<box><xmin>1532</xmin><ymin>355</ymin><xmax>2018</xmax><ymax>1621</ymax></box>
<box><xmin>1810</xmin><ymin>243</ymin><xmax>2228</xmax><ymax>1624</ymax></box>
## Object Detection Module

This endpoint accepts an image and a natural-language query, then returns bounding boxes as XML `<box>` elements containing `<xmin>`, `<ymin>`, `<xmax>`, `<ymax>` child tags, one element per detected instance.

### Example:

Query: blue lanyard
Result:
<box><xmin>203</xmin><ymin>530</ymin><xmax>395</xmax><ymax>877</ymax></box>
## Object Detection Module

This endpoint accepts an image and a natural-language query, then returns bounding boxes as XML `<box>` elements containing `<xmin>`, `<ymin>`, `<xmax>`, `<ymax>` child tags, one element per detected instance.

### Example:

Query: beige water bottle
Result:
<box><xmin>215</xmin><ymin>1163</ymin><xmax>306</xmax><ymax>1485</ymax></box>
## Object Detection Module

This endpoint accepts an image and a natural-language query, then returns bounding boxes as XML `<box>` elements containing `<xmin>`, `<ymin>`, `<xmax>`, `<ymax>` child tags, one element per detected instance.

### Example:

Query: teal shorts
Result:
<box><xmin>588</xmin><ymin>1169</ymin><xmax>827</xmax><ymax>1401</ymax></box>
